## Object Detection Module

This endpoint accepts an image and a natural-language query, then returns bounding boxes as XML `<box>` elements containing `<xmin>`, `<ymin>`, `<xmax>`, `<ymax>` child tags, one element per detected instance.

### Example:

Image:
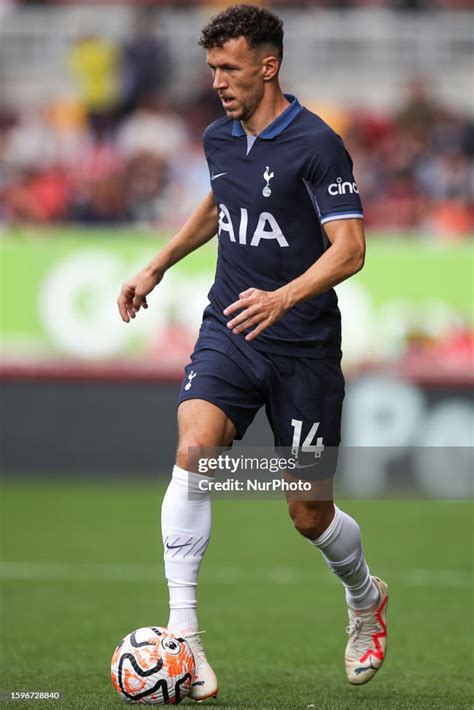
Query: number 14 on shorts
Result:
<box><xmin>291</xmin><ymin>419</ymin><xmax>325</xmax><ymax>458</ymax></box>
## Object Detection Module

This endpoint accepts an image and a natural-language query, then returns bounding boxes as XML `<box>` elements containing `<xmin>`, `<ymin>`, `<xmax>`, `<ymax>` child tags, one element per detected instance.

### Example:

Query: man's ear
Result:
<box><xmin>261</xmin><ymin>55</ymin><xmax>280</xmax><ymax>82</ymax></box>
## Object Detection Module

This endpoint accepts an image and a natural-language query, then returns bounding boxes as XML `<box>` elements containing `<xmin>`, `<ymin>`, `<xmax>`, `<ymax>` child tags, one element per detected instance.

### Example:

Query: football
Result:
<box><xmin>111</xmin><ymin>626</ymin><xmax>195</xmax><ymax>705</ymax></box>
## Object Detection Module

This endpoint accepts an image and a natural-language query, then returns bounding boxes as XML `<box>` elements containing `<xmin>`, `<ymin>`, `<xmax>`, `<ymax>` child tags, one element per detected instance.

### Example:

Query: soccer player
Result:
<box><xmin>118</xmin><ymin>4</ymin><xmax>388</xmax><ymax>701</ymax></box>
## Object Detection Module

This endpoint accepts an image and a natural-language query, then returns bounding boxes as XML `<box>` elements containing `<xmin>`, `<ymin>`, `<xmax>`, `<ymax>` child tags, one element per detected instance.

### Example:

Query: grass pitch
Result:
<box><xmin>0</xmin><ymin>482</ymin><xmax>472</xmax><ymax>709</ymax></box>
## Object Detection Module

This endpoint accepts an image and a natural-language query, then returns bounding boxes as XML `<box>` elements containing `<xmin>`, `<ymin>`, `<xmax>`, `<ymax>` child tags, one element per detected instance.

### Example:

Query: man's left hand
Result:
<box><xmin>223</xmin><ymin>287</ymin><xmax>289</xmax><ymax>341</ymax></box>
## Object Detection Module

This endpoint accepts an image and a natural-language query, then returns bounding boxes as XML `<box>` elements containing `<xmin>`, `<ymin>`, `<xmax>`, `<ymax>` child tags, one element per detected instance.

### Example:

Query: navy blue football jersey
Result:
<box><xmin>203</xmin><ymin>95</ymin><xmax>363</xmax><ymax>357</ymax></box>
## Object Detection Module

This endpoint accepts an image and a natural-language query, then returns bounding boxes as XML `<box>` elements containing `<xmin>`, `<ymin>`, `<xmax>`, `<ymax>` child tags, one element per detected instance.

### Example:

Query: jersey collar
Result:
<box><xmin>231</xmin><ymin>94</ymin><xmax>303</xmax><ymax>139</ymax></box>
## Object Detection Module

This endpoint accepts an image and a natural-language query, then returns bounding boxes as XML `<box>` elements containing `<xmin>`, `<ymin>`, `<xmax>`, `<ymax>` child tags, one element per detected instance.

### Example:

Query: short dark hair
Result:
<box><xmin>199</xmin><ymin>4</ymin><xmax>284</xmax><ymax>61</ymax></box>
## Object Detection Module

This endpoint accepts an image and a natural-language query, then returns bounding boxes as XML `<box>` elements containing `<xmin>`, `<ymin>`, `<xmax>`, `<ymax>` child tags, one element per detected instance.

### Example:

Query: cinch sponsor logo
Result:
<box><xmin>328</xmin><ymin>177</ymin><xmax>359</xmax><ymax>196</ymax></box>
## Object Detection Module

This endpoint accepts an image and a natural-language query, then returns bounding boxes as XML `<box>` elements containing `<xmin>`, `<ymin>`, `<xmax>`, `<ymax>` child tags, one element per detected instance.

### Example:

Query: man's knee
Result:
<box><xmin>176</xmin><ymin>435</ymin><xmax>217</xmax><ymax>471</ymax></box>
<box><xmin>288</xmin><ymin>500</ymin><xmax>335</xmax><ymax>540</ymax></box>
<box><xmin>176</xmin><ymin>400</ymin><xmax>236</xmax><ymax>471</ymax></box>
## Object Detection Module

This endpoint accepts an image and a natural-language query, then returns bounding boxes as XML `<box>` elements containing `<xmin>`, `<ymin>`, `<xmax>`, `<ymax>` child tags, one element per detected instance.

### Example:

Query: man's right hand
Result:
<box><xmin>117</xmin><ymin>266</ymin><xmax>163</xmax><ymax>323</ymax></box>
<box><xmin>117</xmin><ymin>192</ymin><xmax>218</xmax><ymax>323</ymax></box>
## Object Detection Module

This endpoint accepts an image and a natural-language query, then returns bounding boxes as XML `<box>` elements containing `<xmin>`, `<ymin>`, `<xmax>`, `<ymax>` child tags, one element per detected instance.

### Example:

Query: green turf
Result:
<box><xmin>0</xmin><ymin>483</ymin><xmax>472</xmax><ymax>708</ymax></box>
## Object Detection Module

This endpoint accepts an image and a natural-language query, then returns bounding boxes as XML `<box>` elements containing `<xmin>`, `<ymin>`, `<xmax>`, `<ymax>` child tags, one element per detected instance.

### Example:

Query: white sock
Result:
<box><xmin>311</xmin><ymin>506</ymin><xmax>379</xmax><ymax>610</ymax></box>
<box><xmin>161</xmin><ymin>465</ymin><xmax>212</xmax><ymax>634</ymax></box>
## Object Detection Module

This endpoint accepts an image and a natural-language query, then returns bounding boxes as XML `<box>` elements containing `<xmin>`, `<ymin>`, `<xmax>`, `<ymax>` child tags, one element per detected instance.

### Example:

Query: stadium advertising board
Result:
<box><xmin>0</xmin><ymin>231</ymin><xmax>471</xmax><ymax>370</ymax></box>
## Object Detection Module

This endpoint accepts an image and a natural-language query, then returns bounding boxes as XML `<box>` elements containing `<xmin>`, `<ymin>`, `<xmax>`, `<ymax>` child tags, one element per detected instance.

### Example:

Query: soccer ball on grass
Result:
<box><xmin>111</xmin><ymin>626</ymin><xmax>195</xmax><ymax>704</ymax></box>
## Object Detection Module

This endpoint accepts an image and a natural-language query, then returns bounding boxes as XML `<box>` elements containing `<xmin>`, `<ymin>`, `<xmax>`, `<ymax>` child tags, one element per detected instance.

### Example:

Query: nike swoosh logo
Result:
<box><xmin>211</xmin><ymin>172</ymin><xmax>227</xmax><ymax>181</ymax></box>
<box><xmin>354</xmin><ymin>661</ymin><xmax>378</xmax><ymax>674</ymax></box>
<box><xmin>166</xmin><ymin>542</ymin><xmax>192</xmax><ymax>550</ymax></box>
<box><xmin>294</xmin><ymin>461</ymin><xmax>320</xmax><ymax>469</ymax></box>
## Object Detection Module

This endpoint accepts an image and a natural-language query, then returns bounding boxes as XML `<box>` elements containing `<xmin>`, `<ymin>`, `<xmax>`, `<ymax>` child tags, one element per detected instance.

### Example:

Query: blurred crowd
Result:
<box><xmin>341</xmin><ymin>79</ymin><xmax>474</xmax><ymax>238</ymax></box>
<box><xmin>0</xmin><ymin>19</ymin><xmax>472</xmax><ymax>238</ymax></box>
<box><xmin>12</xmin><ymin>0</ymin><xmax>474</xmax><ymax>10</ymax></box>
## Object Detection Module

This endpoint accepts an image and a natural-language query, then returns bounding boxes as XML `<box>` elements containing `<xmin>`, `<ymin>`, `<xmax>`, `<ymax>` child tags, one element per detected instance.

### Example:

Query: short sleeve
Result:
<box><xmin>306</xmin><ymin>131</ymin><xmax>363</xmax><ymax>226</ymax></box>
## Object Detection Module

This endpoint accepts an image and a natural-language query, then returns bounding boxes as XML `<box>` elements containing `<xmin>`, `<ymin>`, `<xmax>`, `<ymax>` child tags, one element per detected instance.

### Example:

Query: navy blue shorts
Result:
<box><xmin>177</xmin><ymin>318</ymin><xmax>344</xmax><ymax>478</ymax></box>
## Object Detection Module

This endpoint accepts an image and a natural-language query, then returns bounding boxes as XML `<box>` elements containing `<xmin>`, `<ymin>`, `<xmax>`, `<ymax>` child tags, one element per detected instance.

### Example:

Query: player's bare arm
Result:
<box><xmin>225</xmin><ymin>218</ymin><xmax>365</xmax><ymax>341</ymax></box>
<box><xmin>117</xmin><ymin>191</ymin><xmax>218</xmax><ymax>323</ymax></box>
